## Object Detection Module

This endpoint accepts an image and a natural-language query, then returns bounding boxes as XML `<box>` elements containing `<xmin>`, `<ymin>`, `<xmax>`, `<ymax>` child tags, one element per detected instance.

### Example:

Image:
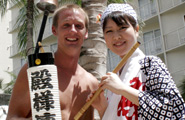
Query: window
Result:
<box><xmin>143</xmin><ymin>29</ymin><xmax>162</xmax><ymax>55</ymax></box>
<box><xmin>150</xmin><ymin>0</ymin><xmax>157</xmax><ymax>15</ymax></box>
<box><xmin>138</xmin><ymin>0</ymin><xmax>157</xmax><ymax>19</ymax></box>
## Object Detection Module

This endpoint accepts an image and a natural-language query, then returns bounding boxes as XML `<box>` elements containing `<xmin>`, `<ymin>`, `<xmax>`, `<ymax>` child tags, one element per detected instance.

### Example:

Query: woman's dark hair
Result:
<box><xmin>102</xmin><ymin>11</ymin><xmax>137</xmax><ymax>31</ymax></box>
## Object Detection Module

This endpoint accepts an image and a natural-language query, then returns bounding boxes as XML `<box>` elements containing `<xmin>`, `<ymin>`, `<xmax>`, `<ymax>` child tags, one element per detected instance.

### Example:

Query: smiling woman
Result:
<box><xmin>89</xmin><ymin>3</ymin><xmax>185</xmax><ymax>120</ymax></box>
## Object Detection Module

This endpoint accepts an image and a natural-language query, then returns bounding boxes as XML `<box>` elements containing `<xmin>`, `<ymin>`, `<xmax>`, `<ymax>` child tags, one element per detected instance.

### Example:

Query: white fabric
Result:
<box><xmin>102</xmin><ymin>48</ymin><xmax>145</xmax><ymax>120</ymax></box>
<box><xmin>101</xmin><ymin>3</ymin><xmax>137</xmax><ymax>27</ymax></box>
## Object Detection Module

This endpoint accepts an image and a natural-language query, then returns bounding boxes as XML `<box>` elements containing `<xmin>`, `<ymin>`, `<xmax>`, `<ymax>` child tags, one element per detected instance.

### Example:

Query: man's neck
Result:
<box><xmin>54</xmin><ymin>50</ymin><xmax>79</xmax><ymax>72</ymax></box>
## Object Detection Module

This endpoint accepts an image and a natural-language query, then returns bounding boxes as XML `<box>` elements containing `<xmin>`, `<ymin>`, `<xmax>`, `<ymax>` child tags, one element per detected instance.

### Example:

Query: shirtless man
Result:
<box><xmin>7</xmin><ymin>4</ymin><xmax>99</xmax><ymax>120</ymax></box>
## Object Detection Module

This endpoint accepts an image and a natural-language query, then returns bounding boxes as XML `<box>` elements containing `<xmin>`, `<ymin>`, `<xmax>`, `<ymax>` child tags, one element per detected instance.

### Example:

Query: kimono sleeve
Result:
<box><xmin>138</xmin><ymin>56</ymin><xmax>185</xmax><ymax>120</ymax></box>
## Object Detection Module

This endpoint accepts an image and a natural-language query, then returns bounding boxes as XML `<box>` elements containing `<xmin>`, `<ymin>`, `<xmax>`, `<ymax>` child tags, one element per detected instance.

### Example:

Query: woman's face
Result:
<box><xmin>103</xmin><ymin>18</ymin><xmax>139</xmax><ymax>58</ymax></box>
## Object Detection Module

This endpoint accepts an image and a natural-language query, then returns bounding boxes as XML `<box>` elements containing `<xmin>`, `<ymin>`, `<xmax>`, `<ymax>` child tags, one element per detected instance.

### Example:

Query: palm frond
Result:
<box><xmin>58</xmin><ymin>0</ymin><xmax>81</xmax><ymax>6</ymax></box>
<box><xmin>0</xmin><ymin>0</ymin><xmax>23</xmax><ymax>17</ymax></box>
<box><xmin>3</xmin><ymin>71</ymin><xmax>17</xmax><ymax>94</ymax></box>
<box><xmin>17</xmin><ymin>21</ymin><xmax>27</xmax><ymax>56</ymax></box>
<box><xmin>14</xmin><ymin>2</ymin><xmax>39</xmax><ymax>57</ymax></box>
<box><xmin>108</xmin><ymin>0</ymin><xmax>125</xmax><ymax>4</ymax></box>
<box><xmin>14</xmin><ymin>4</ymin><xmax>27</xmax><ymax>28</ymax></box>
<box><xmin>75</xmin><ymin>0</ymin><xmax>81</xmax><ymax>5</ymax></box>
<box><xmin>5</xmin><ymin>71</ymin><xmax>16</xmax><ymax>80</ymax></box>
<box><xmin>3</xmin><ymin>80</ymin><xmax>15</xmax><ymax>89</ymax></box>
<box><xmin>15</xmin><ymin>5</ymin><xmax>27</xmax><ymax>52</ymax></box>
<box><xmin>0</xmin><ymin>0</ymin><xmax>8</xmax><ymax>16</ymax></box>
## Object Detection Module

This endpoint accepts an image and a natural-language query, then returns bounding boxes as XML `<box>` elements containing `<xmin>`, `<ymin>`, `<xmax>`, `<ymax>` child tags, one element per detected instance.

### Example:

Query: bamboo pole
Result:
<box><xmin>74</xmin><ymin>41</ymin><xmax>140</xmax><ymax>120</ymax></box>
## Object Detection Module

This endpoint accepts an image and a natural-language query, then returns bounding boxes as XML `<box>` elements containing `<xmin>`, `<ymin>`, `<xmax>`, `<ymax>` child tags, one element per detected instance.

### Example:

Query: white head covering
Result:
<box><xmin>101</xmin><ymin>3</ymin><xmax>137</xmax><ymax>27</ymax></box>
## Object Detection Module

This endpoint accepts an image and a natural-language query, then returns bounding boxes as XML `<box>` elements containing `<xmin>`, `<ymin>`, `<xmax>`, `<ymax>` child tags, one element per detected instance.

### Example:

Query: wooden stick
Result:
<box><xmin>38</xmin><ymin>42</ymin><xmax>45</xmax><ymax>53</ymax></box>
<box><xmin>74</xmin><ymin>41</ymin><xmax>140</xmax><ymax>120</ymax></box>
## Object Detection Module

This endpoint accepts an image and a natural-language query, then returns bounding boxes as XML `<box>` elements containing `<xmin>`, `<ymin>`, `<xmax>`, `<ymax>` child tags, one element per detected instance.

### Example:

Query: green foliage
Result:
<box><xmin>108</xmin><ymin>0</ymin><xmax>126</xmax><ymax>4</ymax></box>
<box><xmin>0</xmin><ymin>71</ymin><xmax>16</xmax><ymax>94</ymax></box>
<box><xmin>1</xmin><ymin>0</ymin><xmax>127</xmax><ymax>57</ymax></box>
<box><xmin>0</xmin><ymin>0</ymin><xmax>20</xmax><ymax>17</ymax></box>
<box><xmin>3</xmin><ymin>71</ymin><xmax>17</xmax><ymax>94</ymax></box>
<box><xmin>0</xmin><ymin>0</ymin><xmax>8</xmax><ymax>16</ymax></box>
<box><xmin>15</xmin><ymin>5</ymin><xmax>27</xmax><ymax>56</ymax></box>
<box><xmin>0</xmin><ymin>0</ymin><xmax>40</xmax><ymax>57</ymax></box>
<box><xmin>75</xmin><ymin>0</ymin><xmax>82</xmax><ymax>5</ymax></box>
<box><xmin>15</xmin><ymin>1</ymin><xmax>39</xmax><ymax>57</ymax></box>
<box><xmin>58</xmin><ymin>0</ymin><xmax>81</xmax><ymax>6</ymax></box>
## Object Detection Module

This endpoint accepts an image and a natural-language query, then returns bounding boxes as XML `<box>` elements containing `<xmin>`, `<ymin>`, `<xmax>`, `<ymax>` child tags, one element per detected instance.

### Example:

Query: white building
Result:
<box><xmin>0</xmin><ymin>5</ymin><xmax>13</xmax><ymax>92</ymax></box>
<box><xmin>136</xmin><ymin>0</ymin><xmax>185</xmax><ymax>87</ymax></box>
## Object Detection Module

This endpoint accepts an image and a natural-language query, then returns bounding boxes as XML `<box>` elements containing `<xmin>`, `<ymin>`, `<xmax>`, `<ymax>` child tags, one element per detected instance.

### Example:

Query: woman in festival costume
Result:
<box><xmin>90</xmin><ymin>3</ymin><xmax>185</xmax><ymax>120</ymax></box>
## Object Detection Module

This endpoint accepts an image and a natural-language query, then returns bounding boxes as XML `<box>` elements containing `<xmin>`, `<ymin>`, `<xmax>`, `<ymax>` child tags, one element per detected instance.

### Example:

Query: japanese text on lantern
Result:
<box><xmin>31</xmin><ymin>69</ymin><xmax>56</xmax><ymax>119</ymax></box>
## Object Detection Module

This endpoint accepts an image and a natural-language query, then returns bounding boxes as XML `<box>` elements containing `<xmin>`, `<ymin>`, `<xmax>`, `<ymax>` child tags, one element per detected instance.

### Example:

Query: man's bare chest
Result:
<box><xmin>58</xmin><ymin>83</ymin><xmax>91</xmax><ymax>120</ymax></box>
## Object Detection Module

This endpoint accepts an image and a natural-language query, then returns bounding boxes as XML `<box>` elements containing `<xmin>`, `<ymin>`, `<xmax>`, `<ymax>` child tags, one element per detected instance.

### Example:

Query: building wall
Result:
<box><xmin>137</xmin><ymin>0</ymin><xmax>185</xmax><ymax>86</ymax></box>
<box><xmin>167</xmin><ymin>47</ymin><xmax>185</xmax><ymax>86</ymax></box>
<box><xmin>161</xmin><ymin>8</ymin><xmax>185</xmax><ymax>34</ymax></box>
<box><xmin>8</xmin><ymin>4</ymin><xmax>23</xmax><ymax>77</ymax></box>
<box><xmin>143</xmin><ymin>22</ymin><xmax>160</xmax><ymax>33</ymax></box>
<box><xmin>0</xmin><ymin>8</ymin><xmax>13</xmax><ymax>87</ymax></box>
<box><xmin>160</xmin><ymin>4</ymin><xmax>185</xmax><ymax>86</ymax></box>
<box><xmin>167</xmin><ymin>47</ymin><xmax>185</xmax><ymax>72</ymax></box>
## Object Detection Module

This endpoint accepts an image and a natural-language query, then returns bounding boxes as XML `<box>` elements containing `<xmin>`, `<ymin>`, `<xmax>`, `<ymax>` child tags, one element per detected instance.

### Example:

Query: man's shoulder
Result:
<box><xmin>78</xmin><ymin>65</ymin><xmax>99</xmax><ymax>87</ymax></box>
<box><xmin>15</xmin><ymin>63</ymin><xmax>29</xmax><ymax>84</ymax></box>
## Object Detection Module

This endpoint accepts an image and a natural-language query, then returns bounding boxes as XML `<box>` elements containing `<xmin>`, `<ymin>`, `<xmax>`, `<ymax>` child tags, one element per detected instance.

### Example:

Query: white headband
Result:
<box><xmin>101</xmin><ymin>3</ymin><xmax>137</xmax><ymax>27</ymax></box>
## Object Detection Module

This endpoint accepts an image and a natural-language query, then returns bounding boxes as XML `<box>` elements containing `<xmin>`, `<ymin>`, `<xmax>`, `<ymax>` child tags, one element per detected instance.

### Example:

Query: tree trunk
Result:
<box><xmin>80</xmin><ymin>0</ymin><xmax>107</xmax><ymax>81</ymax></box>
<box><xmin>26</xmin><ymin>0</ymin><xmax>34</xmax><ymax>56</ymax></box>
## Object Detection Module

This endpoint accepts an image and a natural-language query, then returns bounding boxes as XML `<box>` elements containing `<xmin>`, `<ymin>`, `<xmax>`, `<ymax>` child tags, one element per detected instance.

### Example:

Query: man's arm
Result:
<box><xmin>86</xmin><ymin>72</ymin><xmax>108</xmax><ymax>119</ymax></box>
<box><xmin>7</xmin><ymin>64</ymin><xmax>32</xmax><ymax>120</ymax></box>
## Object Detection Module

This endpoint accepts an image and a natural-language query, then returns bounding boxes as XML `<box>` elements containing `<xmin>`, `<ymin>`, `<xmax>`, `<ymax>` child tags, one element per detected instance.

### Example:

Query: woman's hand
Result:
<box><xmin>99</xmin><ymin>72</ymin><xmax>139</xmax><ymax>105</ymax></box>
<box><xmin>99</xmin><ymin>72</ymin><xmax>125</xmax><ymax>95</ymax></box>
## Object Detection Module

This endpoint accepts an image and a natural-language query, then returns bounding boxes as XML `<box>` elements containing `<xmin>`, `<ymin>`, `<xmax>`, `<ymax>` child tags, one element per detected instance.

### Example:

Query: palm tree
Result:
<box><xmin>26</xmin><ymin>0</ymin><xmax>34</xmax><ymax>55</ymax></box>
<box><xmin>79</xmin><ymin>0</ymin><xmax>107</xmax><ymax>81</ymax></box>
<box><xmin>0</xmin><ymin>0</ymin><xmax>16</xmax><ymax>16</ymax></box>
<box><xmin>80</xmin><ymin>0</ymin><xmax>126</xmax><ymax>80</ymax></box>
<box><xmin>15</xmin><ymin>1</ymin><xmax>40</xmax><ymax>56</ymax></box>
<box><xmin>0</xmin><ymin>0</ymin><xmax>39</xmax><ymax>56</ymax></box>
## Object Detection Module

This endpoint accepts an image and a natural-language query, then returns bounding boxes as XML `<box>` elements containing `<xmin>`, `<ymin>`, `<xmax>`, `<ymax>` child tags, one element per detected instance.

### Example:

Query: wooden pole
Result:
<box><xmin>74</xmin><ymin>41</ymin><xmax>140</xmax><ymax>120</ymax></box>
